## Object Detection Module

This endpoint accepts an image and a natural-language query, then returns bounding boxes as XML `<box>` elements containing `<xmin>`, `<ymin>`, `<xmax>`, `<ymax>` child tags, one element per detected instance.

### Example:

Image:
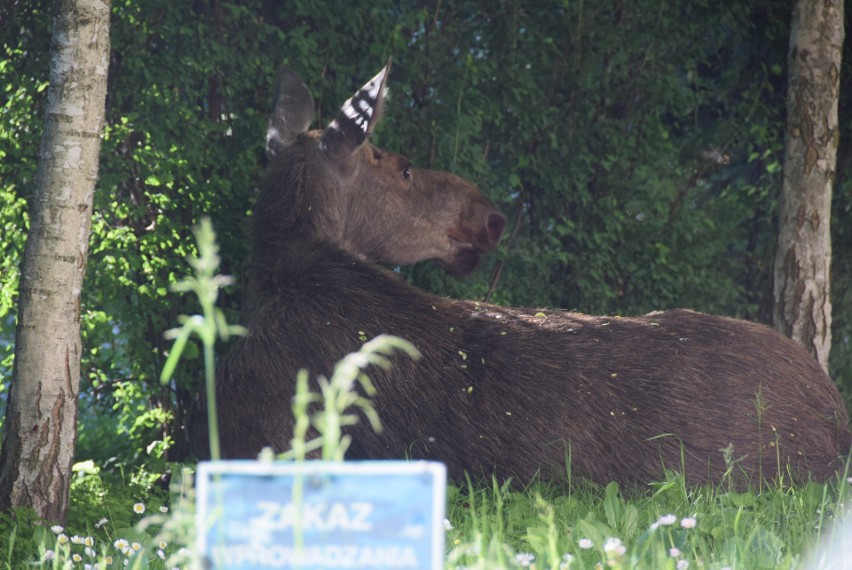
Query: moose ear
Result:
<box><xmin>319</xmin><ymin>58</ymin><xmax>391</xmax><ymax>161</ymax></box>
<box><xmin>267</xmin><ymin>67</ymin><xmax>315</xmax><ymax>158</ymax></box>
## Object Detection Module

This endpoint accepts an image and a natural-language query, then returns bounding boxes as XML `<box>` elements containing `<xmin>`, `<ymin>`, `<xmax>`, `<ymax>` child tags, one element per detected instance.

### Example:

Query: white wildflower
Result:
<box><xmin>603</xmin><ymin>537</ymin><xmax>626</xmax><ymax>556</ymax></box>
<box><xmin>680</xmin><ymin>516</ymin><xmax>697</xmax><ymax>529</ymax></box>
<box><xmin>578</xmin><ymin>538</ymin><xmax>593</xmax><ymax>549</ymax></box>
<box><xmin>515</xmin><ymin>552</ymin><xmax>535</xmax><ymax>567</ymax></box>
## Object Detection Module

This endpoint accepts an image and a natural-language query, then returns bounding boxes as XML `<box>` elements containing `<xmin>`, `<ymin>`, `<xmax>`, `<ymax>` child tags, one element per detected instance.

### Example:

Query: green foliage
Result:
<box><xmin>0</xmin><ymin>458</ymin><xmax>180</xmax><ymax>568</ymax></box>
<box><xmin>0</xmin><ymin>4</ymin><xmax>50</xmax><ymax>417</ymax></box>
<box><xmin>389</xmin><ymin>1</ymin><xmax>791</xmax><ymax>320</ymax></box>
<box><xmin>0</xmin><ymin>507</ymin><xmax>41</xmax><ymax>568</ymax></box>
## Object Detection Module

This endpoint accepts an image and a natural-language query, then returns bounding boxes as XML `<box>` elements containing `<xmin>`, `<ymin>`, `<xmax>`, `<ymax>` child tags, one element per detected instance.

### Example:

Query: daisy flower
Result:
<box><xmin>603</xmin><ymin>537</ymin><xmax>626</xmax><ymax>556</ymax></box>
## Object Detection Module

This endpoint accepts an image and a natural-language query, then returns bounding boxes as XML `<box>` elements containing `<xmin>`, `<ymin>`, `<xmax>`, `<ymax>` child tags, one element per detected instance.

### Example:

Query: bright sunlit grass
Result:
<box><xmin>2</xmin><ymin>464</ymin><xmax>848</xmax><ymax>569</ymax></box>
<box><xmin>442</xmin><ymin>471</ymin><xmax>852</xmax><ymax>569</ymax></box>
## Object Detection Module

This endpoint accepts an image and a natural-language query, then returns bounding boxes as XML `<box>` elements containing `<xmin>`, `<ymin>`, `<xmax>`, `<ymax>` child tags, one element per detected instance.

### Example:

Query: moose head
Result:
<box><xmin>256</xmin><ymin>59</ymin><xmax>506</xmax><ymax>277</ymax></box>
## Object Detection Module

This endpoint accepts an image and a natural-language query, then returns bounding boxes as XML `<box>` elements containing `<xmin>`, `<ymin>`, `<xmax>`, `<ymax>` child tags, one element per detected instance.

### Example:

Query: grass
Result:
<box><xmin>3</xmin><ymin>218</ymin><xmax>850</xmax><ymax>568</ymax></box>
<box><xmin>444</xmin><ymin>472</ymin><xmax>852</xmax><ymax>569</ymax></box>
<box><xmin>3</xmin><ymin>466</ymin><xmax>850</xmax><ymax>568</ymax></box>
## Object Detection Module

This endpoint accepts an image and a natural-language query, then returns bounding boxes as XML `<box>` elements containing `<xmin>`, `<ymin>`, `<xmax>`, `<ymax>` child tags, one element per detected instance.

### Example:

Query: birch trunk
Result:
<box><xmin>0</xmin><ymin>0</ymin><xmax>110</xmax><ymax>523</ymax></box>
<box><xmin>773</xmin><ymin>0</ymin><xmax>844</xmax><ymax>373</ymax></box>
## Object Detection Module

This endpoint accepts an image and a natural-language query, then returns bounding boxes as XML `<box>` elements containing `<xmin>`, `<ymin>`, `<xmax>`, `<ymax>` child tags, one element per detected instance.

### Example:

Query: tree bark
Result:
<box><xmin>0</xmin><ymin>0</ymin><xmax>110</xmax><ymax>523</ymax></box>
<box><xmin>773</xmin><ymin>0</ymin><xmax>844</xmax><ymax>373</ymax></box>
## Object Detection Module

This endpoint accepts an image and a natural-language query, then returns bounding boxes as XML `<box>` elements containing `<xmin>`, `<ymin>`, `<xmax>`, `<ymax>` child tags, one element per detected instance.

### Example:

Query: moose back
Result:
<box><xmin>198</xmin><ymin>62</ymin><xmax>851</xmax><ymax>486</ymax></box>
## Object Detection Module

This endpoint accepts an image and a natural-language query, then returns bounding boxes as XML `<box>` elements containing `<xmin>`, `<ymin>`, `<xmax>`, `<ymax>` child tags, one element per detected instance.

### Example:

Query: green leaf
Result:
<box><xmin>160</xmin><ymin>325</ymin><xmax>192</xmax><ymax>384</ymax></box>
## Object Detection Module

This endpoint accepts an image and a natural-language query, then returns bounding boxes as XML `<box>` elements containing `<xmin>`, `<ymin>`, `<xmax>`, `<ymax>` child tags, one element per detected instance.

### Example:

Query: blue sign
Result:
<box><xmin>196</xmin><ymin>461</ymin><xmax>447</xmax><ymax>569</ymax></box>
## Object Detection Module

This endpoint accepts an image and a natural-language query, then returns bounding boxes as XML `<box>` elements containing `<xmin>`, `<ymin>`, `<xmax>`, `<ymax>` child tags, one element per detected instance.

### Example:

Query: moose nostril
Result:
<box><xmin>487</xmin><ymin>212</ymin><xmax>507</xmax><ymax>244</ymax></box>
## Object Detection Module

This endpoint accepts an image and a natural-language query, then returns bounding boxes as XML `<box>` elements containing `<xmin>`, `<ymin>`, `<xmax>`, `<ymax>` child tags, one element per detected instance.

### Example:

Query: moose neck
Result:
<box><xmin>250</xmin><ymin>134</ymin><xmax>383</xmax><ymax>287</ymax></box>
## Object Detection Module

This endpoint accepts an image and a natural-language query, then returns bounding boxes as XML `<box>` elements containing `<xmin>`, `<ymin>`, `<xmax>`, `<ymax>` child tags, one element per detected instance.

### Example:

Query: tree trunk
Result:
<box><xmin>773</xmin><ymin>0</ymin><xmax>844</xmax><ymax>373</ymax></box>
<box><xmin>0</xmin><ymin>0</ymin><xmax>110</xmax><ymax>523</ymax></box>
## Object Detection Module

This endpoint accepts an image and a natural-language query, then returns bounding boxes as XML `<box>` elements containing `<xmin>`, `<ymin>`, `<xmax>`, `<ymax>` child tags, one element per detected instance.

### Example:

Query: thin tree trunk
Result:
<box><xmin>773</xmin><ymin>0</ymin><xmax>844</xmax><ymax>373</ymax></box>
<box><xmin>0</xmin><ymin>0</ymin><xmax>110</xmax><ymax>523</ymax></box>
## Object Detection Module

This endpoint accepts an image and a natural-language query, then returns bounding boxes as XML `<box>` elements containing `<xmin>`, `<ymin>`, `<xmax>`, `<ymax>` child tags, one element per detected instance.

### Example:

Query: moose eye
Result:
<box><xmin>402</xmin><ymin>166</ymin><xmax>412</xmax><ymax>181</ymax></box>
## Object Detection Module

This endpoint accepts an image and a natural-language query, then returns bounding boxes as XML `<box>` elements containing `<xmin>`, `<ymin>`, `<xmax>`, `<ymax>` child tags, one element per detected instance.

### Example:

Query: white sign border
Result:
<box><xmin>196</xmin><ymin>460</ymin><xmax>447</xmax><ymax>569</ymax></box>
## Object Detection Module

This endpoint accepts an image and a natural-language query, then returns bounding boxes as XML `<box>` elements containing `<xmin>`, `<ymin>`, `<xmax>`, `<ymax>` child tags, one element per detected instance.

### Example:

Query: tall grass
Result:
<box><xmin>445</xmin><ymin>472</ymin><xmax>852</xmax><ymax>569</ymax></box>
<box><xmin>11</xmin><ymin>468</ymin><xmax>852</xmax><ymax>569</ymax></box>
<box><xmin>160</xmin><ymin>216</ymin><xmax>246</xmax><ymax>461</ymax></box>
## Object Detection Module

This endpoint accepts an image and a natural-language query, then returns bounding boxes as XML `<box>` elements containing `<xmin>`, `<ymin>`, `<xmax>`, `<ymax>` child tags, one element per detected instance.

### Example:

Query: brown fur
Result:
<box><xmin>196</xmin><ymin>65</ymin><xmax>851</xmax><ymax>487</ymax></box>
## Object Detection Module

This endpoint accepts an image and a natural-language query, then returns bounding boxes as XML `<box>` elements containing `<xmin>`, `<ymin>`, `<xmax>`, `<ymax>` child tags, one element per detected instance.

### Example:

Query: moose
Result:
<box><xmin>198</xmin><ymin>60</ymin><xmax>851</xmax><ymax>487</ymax></box>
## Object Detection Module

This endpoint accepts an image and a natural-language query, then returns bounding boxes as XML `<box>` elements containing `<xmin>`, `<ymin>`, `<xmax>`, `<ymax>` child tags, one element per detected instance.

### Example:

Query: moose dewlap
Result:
<box><xmin>196</xmin><ymin>60</ymin><xmax>851</xmax><ymax>487</ymax></box>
